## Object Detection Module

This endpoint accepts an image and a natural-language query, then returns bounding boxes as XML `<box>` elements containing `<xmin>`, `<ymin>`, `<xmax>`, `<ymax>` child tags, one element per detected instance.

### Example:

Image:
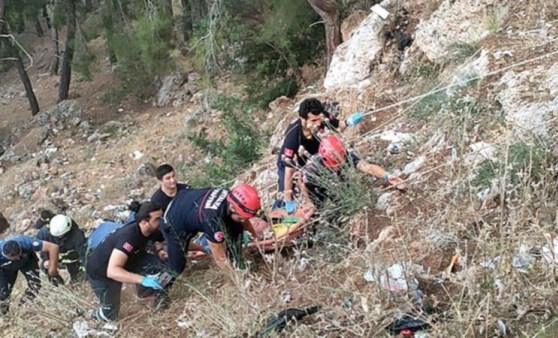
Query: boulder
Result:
<box><xmin>324</xmin><ymin>1</ymin><xmax>395</xmax><ymax>89</ymax></box>
<box><xmin>496</xmin><ymin>63</ymin><xmax>558</xmax><ymax>138</ymax></box>
<box><xmin>414</xmin><ymin>0</ymin><xmax>501</xmax><ymax>63</ymax></box>
<box><xmin>17</xmin><ymin>180</ymin><xmax>41</xmax><ymax>200</ymax></box>
<box><xmin>154</xmin><ymin>74</ymin><xmax>186</xmax><ymax>107</ymax></box>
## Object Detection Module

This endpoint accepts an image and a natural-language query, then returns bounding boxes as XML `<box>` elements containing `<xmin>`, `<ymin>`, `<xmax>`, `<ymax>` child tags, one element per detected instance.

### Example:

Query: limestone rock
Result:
<box><xmin>324</xmin><ymin>1</ymin><xmax>395</xmax><ymax>89</ymax></box>
<box><xmin>154</xmin><ymin>74</ymin><xmax>186</xmax><ymax>107</ymax></box>
<box><xmin>496</xmin><ymin>63</ymin><xmax>558</xmax><ymax>138</ymax></box>
<box><xmin>414</xmin><ymin>0</ymin><xmax>502</xmax><ymax>63</ymax></box>
<box><xmin>17</xmin><ymin>180</ymin><xmax>41</xmax><ymax>200</ymax></box>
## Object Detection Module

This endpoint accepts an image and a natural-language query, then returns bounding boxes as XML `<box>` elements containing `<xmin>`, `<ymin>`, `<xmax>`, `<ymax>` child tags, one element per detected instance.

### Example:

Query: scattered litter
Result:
<box><xmin>363</xmin><ymin>270</ymin><xmax>375</xmax><ymax>282</ymax></box>
<box><xmin>375</xmin><ymin>192</ymin><xmax>395</xmax><ymax>211</ymax></box>
<box><xmin>542</xmin><ymin>238</ymin><xmax>558</xmax><ymax>265</ymax></box>
<box><xmin>73</xmin><ymin>321</ymin><xmax>113</xmax><ymax>338</ymax></box>
<box><xmin>464</xmin><ymin>142</ymin><xmax>497</xmax><ymax>166</ymax></box>
<box><xmin>132</xmin><ymin>150</ymin><xmax>144</xmax><ymax>160</ymax></box>
<box><xmin>371</xmin><ymin>4</ymin><xmax>390</xmax><ymax>20</ymax></box>
<box><xmin>379</xmin><ymin>130</ymin><xmax>415</xmax><ymax>144</ymax></box>
<box><xmin>387</xmin><ymin>143</ymin><xmax>401</xmax><ymax>154</ymax></box>
<box><xmin>281</xmin><ymin>290</ymin><xmax>292</xmax><ymax>304</ymax></box>
<box><xmin>512</xmin><ymin>245</ymin><xmax>534</xmax><ymax>271</ymax></box>
<box><xmin>497</xmin><ymin>319</ymin><xmax>507</xmax><ymax>336</ymax></box>
<box><xmin>298</xmin><ymin>257</ymin><xmax>310</xmax><ymax>271</ymax></box>
<box><xmin>364</xmin><ymin>263</ymin><xmax>419</xmax><ymax>294</ymax></box>
<box><xmin>403</xmin><ymin>156</ymin><xmax>425</xmax><ymax>175</ymax></box>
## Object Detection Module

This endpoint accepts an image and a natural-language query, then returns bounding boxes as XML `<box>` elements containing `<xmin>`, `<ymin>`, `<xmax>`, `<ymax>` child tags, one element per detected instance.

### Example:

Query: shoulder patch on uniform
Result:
<box><xmin>33</xmin><ymin>241</ymin><xmax>39</xmax><ymax>246</ymax></box>
<box><xmin>123</xmin><ymin>242</ymin><xmax>134</xmax><ymax>252</ymax></box>
<box><xmin>284</xmin><ymin>148</ymin><xmax>294</xmax><ymax>157</ymax></box>
<box><xmin>214</xmin><ymin>232</ymin><xmax>225</xmax><ymax>242</ymax></box>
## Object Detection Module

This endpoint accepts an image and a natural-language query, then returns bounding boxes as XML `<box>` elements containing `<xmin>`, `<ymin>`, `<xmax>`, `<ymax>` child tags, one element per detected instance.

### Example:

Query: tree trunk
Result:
<box><xmin>15</xmin><ymin>55</ymin><xmax>40</xmax><ymax>115</ymax></box>
<box><xmin>49</xmin><ymin>25</ymin><xmax>59</xmax><ymax>75</ymax></box>
<box><xmin>46</xmin><ymin>1</ymin><xmax>59</xmax><ymax>75</ymax></box>
<box><xmin>180</xmin><ymin>0</ymin><xmax>191</xmax><ymax>42</ymax></box>
<box><xmin>307</xmin><ymin>0</ymin><xmax>341</xmax><ymax>70</ymax></box>
<box><xmin>164</xmin><ymin>0</ymin><xmax>173</xmax><ymax>17</ymax></box>
<box><xmin>0</xmin><ymin>0</ymin><xmax>41</xmax><ymax>115</ymax></box>
<box><xmin>35</xmin><ymin>18</ymin><xmax>44</xmax><ymax>36</ymax></box>
<box><xmin>58</xmin><ymin>0</ymin><xmax>76</xmax><ymax>102</ymax></box>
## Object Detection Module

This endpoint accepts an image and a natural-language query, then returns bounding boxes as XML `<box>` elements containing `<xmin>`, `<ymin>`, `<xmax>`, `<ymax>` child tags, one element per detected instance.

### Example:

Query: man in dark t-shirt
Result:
<box><xmin>276</xmin><ymin>98</ymin><xmax>363</xmax><ymax>212</ymax></box>
<box><xmin>86</xmin><ymin>202</ymin><xmax>169</xmax><ymax>322</ymax></box>
<box><xmin>301</xmin><ymin>135</ymin><xmax>406</xmax><ymax>210</ymax></box>
<box><xmin>163</xmin><ymin>184</ymin><xmax>262</xmax><ymax>275</ymax></box>
<box><xmin>150</xmin><ymin>164</ymin><xmax>190</xmax><ymax>212</ymax></box>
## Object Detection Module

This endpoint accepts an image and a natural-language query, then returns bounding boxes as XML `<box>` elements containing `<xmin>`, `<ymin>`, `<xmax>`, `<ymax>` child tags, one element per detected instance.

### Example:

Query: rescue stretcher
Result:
<box><xmin>188</xmin><ymin>206</ymin><xmax>313</xmax><ymax>259</ymax></box>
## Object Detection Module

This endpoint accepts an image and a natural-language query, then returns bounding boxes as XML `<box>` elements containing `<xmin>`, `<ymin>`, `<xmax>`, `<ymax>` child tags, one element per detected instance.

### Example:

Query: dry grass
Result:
<box><xmin>2</xmin><ymin>0</ymin><xmax>558</xmax><ymax>337</ymax></box>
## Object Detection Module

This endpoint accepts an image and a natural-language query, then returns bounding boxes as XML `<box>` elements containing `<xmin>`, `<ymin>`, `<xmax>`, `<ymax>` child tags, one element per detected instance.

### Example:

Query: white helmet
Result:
<box><xmin>49</xmin><ymin>214</ymin><xmax>72</xmax><ymax>237</ymax></box>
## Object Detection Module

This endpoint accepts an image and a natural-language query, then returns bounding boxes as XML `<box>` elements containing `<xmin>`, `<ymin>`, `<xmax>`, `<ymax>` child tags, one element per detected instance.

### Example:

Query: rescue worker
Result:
<box><xmin>276</xmin><ymin>98</ymin><xmax>363</xmax><ymax>212</ymax></box>
<box><xmin>37</xmin><ymin>214</ymin><xmax>87</xmax><ymax>285</ymax></box>
<box><xmin>86</xmin><ymin>202</ymin><xmax>169</xmax><ymax>322</ymax></box>
<box><xmin>34</xmin><ymin>209</ymin><xmax>55</xmax><ymax>230</ymax></box>
<box><xmin>163</xmin><ymin>184</ymin><xmax>262</xmax><ymax>274</ymax></box>
<box><xmin>301</xmin><ymin>135</ymin><xmax>407</xmax><ymax>211</ymax></box>
<box><xmin>151</xmin><ymin>164</ymin><xmax>191</xmax><ymax>212</ymax></box>
<box><xmin>0</xmin><ymin>235</ymin><xmax>60</xmax><ymax>315</ymax></box>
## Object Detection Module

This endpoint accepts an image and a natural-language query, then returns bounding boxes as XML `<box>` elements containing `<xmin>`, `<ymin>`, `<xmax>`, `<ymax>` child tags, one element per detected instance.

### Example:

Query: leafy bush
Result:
<box><xmin>472</xmin><ymin>141</ymin><xmax>551</xmax><ymax>190</ymax></box>
<box><xmin>443</xmin><ymin>43</ymin><xmax>478</xmax><ymax>64</ymax></box>
<box><xmin>73</xmin><ymin>30</ymin><xmax>96</xmax><ymax>81</ymax></box>
<box><xmin>185</xmin><ymin>94</ymin><xmax>266</xmax><ymax>187</ymax></box>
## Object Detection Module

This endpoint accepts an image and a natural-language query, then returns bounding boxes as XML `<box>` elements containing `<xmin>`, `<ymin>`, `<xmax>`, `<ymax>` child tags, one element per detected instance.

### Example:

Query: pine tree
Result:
<box><xmin>0</xmin><ymin>0</ymin><xmax>41</xmax><ymax>115</ymax></box>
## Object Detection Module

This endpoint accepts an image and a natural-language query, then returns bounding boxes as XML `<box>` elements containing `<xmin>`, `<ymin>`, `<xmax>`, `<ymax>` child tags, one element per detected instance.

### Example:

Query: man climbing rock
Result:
<box><xmin>37</xmin><ymin>214</ymin><xmax>87</xmax><ymax>285</ymax></box>
<box><xmin>301</xmin><ymin>135</ymin><xmax>406</xmax><ymax>211</ymax></box>
<box><xmin>276</xmin><ymin>98</ymin><xmax>363</xmax><ymax>212</ymax></box>
<box><xmin>0</xmin><ymin>235</ymin><xmax>60</xmax><ymax>315</ymax></box>
<box><xmin>86</xmin><ymin>202</ymin><xmax>170</xmax><ymax>322</ymax></box>
<box><xmin>163</xmin><ymin>184</ymin><xmax>262</xmax><ymax>275</ymax></box>
<box><xmin>151</xmin><ymin>164</ymin><xmax>191</xmax><ymax>212</ymax></box>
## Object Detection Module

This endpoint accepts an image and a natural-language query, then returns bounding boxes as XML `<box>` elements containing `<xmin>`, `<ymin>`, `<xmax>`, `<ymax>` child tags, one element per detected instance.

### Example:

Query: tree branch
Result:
<box><xmin>0</xmin><ymin>34</ymin><xmax>34</xmax><ymax>69</ymax></box>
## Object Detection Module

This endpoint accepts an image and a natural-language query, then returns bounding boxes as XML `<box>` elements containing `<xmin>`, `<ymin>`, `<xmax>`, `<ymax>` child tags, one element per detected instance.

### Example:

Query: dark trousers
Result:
<box><xmin>161</xmin><ymin>219</ymin><xmax>189</xmax><ymax>275</ymax></box>
<box><xmin>88</xmin><ymin>253</ymin><xmax>167</xmax><ymax>321</ymax></box>
<box><xmin>0</xmin><ymin>254</ymin><xmax>41</xmax><ymax>315</ymax></box>
<box><xmin>41</xmin><ymin>250</ymin><xmax>84</xmax><ymax>286</ymax></box>
<box><xmin>274</xmin><ymin>162</ymin><xmax>287</xmax><ymax>209</ymax></box>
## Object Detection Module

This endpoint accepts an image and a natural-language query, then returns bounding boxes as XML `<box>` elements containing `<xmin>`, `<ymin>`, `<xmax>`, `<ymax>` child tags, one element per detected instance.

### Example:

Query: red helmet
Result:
<box><xmin>319</xmin><ymin>135</ymin><xmax>347</xmax><ymax>168</ymax></box>
<box><xmin>227</xmin><ymin>184</ymin><xmax>261</xmax><ymax>219</ymax></box>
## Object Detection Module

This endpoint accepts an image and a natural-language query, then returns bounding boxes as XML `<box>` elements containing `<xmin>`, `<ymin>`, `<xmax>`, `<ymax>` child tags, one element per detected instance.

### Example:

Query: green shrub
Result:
<box><xmin>246</xmin><ymin>76</ymin><xmax>299</xmax><ymax>109</ymax></box>
<box><xmin>472</xmin><ymin>141</ymin><xmax>551</xmax><ymax>190</ymax></box>
<box><xmin>73</xmin><ymin>30</ymin><xmax>96</xmax><ymax>81</ymax></box>
<box><xmin>443</xmin><ymin>43</ymin><xmax>478</xmax><ymax>64</ymax></box>
<box><xmin>408</xmin><ymin>90</ymin><xmax>448</xmax><ymax>118</ymax></box>
<box><xmin>185</xmin><ymin>94</ymin><xmax>266</xmax><ymax>187</ymax></box>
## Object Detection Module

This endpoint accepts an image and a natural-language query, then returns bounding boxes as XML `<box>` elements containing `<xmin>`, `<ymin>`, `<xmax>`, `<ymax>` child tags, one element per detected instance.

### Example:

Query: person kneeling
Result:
<box><xmin>86</xmin><ymin>202</ymin><xmax>170</xmax><ymax>322</ymax></box>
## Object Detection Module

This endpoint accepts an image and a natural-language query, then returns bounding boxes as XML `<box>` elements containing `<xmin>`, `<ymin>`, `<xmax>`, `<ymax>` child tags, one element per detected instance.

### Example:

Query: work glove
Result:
<box><xmin>285</xmin><ymin>201</ymin><xmax>298</xmax><ymax>214</ymax></box>
<box><xmin>345</xmin><ymin>112</ymin><xmax>364</xmax><ymax>127</ymax></box>
<box><xmin>140</xmin><ymin>276</ymin><xmax>164</xmax><ymax>290</ymax></box>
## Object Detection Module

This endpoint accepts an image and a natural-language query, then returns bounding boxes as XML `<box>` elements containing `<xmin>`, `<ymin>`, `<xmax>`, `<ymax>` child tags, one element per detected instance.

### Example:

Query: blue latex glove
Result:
<box><xmin>140</xmin><ymin>276</ymin><xmax>164</xmax><ymax>290</ymax></box>
<box><xmin>285</xmin><ymin>201</ymin><xmax>298</xmax><ymax>214</ymax></box>
<box><xmin>345</xmin><ymin>112</ymin><xmax>364</xmax><ymax>127</ymax></box>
